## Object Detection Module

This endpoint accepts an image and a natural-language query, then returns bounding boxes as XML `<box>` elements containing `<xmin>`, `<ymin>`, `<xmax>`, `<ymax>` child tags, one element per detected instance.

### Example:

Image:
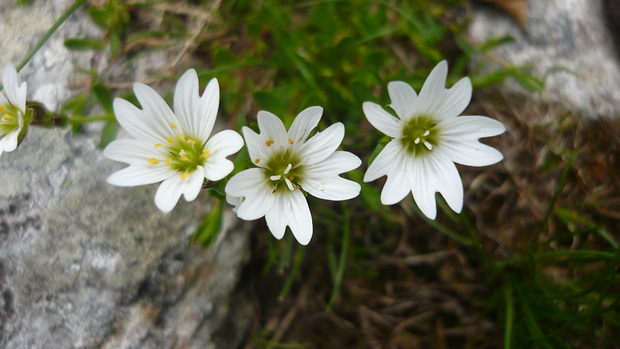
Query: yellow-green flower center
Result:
<box><xmin>400</xmin><ymin>115</ymin><xmax>439</xmax><ymax>156</ymax></box>
<box><xmin>265</xmin><ymin>149</ymin><xmax>303</xmax><ymax>193</ymax></box>
<box><xmin>0</xmin><ymin>104</ymin><xmax>21</xmax><ymax>138</ymax></box>
<box><xmin>146</xmin><ymin>125</ymin><xmax>209</xmax><ymax>180</ymax></box>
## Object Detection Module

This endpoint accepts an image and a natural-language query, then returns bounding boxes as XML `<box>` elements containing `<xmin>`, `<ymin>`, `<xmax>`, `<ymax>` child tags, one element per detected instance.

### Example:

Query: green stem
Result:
<box><xmin>409</xmin><ymin>199</ymin><xmax>472</xmax><ymax>246</ymax></box>
<box><xmin>503</xmin><ymin>282</ymin><xmax>514</xmax><ymax>349</ymax></box>
<box><xmin>16</xmin><ymin>0</ymin><xmax>89</xmax><ymax>73</ymax></box>
<box><xmin>327</xmin><ymin>202</ymin><xmax>350</xmax><ymax>310</ymax></box>
<box><xmin>68</xmin><ymin>115</ymin><xmax>115</xmax><ymax>124</ymax></box>
<box><xmin>278</xmin><ymin>243</ymin><xmax>305</xmax><ymax>300</ymax></box>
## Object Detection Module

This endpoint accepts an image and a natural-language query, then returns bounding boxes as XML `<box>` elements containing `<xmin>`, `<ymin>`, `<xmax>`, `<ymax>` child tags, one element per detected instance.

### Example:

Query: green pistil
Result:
<box><xmin>400</xmin><ymin>115</ymin><xmax>439</xmax><ymax>156</ymax></box>
<box><xmin>265</xmin><ymin>150</ymin><xmax>303</xmax><ymax>192</ymax></box>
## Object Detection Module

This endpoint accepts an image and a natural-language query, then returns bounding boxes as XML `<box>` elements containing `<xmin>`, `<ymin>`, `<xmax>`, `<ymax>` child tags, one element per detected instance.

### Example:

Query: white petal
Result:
<box><xmin>439</xmin><ymin>115</ymin><xmax>506</xmax><ymax>140</ymax></box>
<box><xmin>439</xmin><ymin>141</ymin><xmax>504</xmax><ymax>167</ymax></box>
<box><xmin>362</xmin><ymin>102</ymin><xmax>401</xmax><ymax>138</ymax></box>
<box><xmin>433</xmin><ymin>77</ymin><xmax>472</xmax><ymax>120</ymax></box>
<box><xmin>182</xmin><ymin>166</ymin><xmax>205</xmax><ymax>202</ymax></box>
<box><xmin>265</xmin><ymin>195</ymin><xmax>287</xmax><ymax>240</ymax></box>
<box><xmin>0</xmin><ymin>129</ymin><xmax>20</xmax><ymax>152</ymax></box>
<box><xmin>387</xmin><ymin>81</ymin><xmax>417</xmax><ymax>120</ymax></box>
<box><xmin>174</xmin><ymin>70</ymin><xmax>218</xmax><ymax>141</ymax></box>
<box><xmin>226</xmin><ymin>194</ymin><xmax>244</xmax><ymax>213</ymax></box>
<box><xmin>113</xmin><ymin>98</ymin><xmax>166</xmax><ymax>144</ymax></box>
<box><xmin>286</xmin><ymin>190</ymin><xmax>313</xmax><ymax>245</ymax></box>
<box><xmin>409</xmin><ymin>158</ymin><xmax>437</xmax><ymax>219</ymax></box>
<box><xmin>154</xmin><ymin>175</ymin><xmax>185</xmax><ymax>212</ymax></box>
<box><xmin>203</xmin><ymin>129</ymin><xmax>244</xmax><ymax>181</ymax></box>
<box><xmin>298</xmin><ymin>122</ymin><xmax>344</xmax><ymax>165</ymax></box>
<box><xmin>0</xmin><ymin>90</ymin><xmax>9</xmax><ymax>106</ymax></box>
<box><xmin>206</xmin><ymin>129</ymin><xmax>244</xmax><ymax>158</ymax></box>
<box><xmin>2</xmin><ymin>65</ymin><xmax>26</xmax><ymax>111</ymax></box>
<box><xmin>203</xmin><ymin>157</ymin><xmax>234</xmax><ymax>182</ymax></box>
<box><xmin>415</xmin><ymin>61</ymin><xmax>448</xmax><ymax>116</ymax></box>
<box><xmin>380</xmin><ymin>168</ymin><xmax>410</xmax><ymax>205</ymax></box>
<box><xmin>107</xmin><ymin>165</ymin><xmax>175</xmax><ymax>187</ymax></box>
<box><xmin>226</xmin><ymin>169</ymin><xmax>275</xmax><ymax>220</ymax></box>
<box><xmin>103</xmin><ymin>138</ymin><xmax>166</xmax><ymax>164</ymax></box>
<box><xmin>133</xmin><ymin>83</ymin><xmax>181</xmax><ymax>136</ymax></box>
<box><xmin>303</xmin><ymin>151</ymin><xmax>361</xmax><ymax>177</ymax></box>
<box><xmin>241</xmin><ymin>126</ymin><xmax>270</xmax><ymax>167</ymax></box>
<box><xmin>225</xmin><ymin>168</ymin><xmax>266</xmax><ymax>197</ymax></box>
<box><xmin>236</xmin><ymin>188</ymin><xmax>275</xmax><ymax>221</ymax></box>
<box><xmin>427</xmin><ymin>153</ymin><xmax>463</xmax><ymax>214</ymax></box>
<box><xmin>301</xmin><ymin>176</ymin><xmax>361</xmax><ymax>201</ymax></box>
<box><xmin>257</xmin><ymin>110</ymin><xmax>288</xmax><ymax>148</ymax></box>
<box><xmin>363</xmin><ymin>139</ymin><xmax>402</xmax><ymax>182</ymax></box>
<box><xmin>288</xmin><ymin>106</ymin><xmax>323</xmax><ymax>144</ymax></box>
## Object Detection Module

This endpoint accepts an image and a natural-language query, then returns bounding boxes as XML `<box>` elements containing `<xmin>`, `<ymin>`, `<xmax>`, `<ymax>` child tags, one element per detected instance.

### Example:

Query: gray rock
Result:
<box><xmin>0</xmin><ymin>1</ymin><xmax>251</xmax><ymax>348</ymax></box>
<box><xmin>469</xmin><ymin>0</ymin><xmax>620</xmax><ymax>118</ymax></box>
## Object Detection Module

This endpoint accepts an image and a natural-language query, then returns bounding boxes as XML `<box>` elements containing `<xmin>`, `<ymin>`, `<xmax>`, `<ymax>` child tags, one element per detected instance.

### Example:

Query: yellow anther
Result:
<box><xmin>288</xmin><ymin>139</ymin><xmax>294</xmax><ymax>144</ymax></box>
<box><xmin>203</xmin><ymin>149</ymin><xmax>211</xmax><ymax>158</ymax></box>
<box><xmin>265</xmin><ymin>140</ymin><xmax>274</xmax><ymax>147</ymax></box>
<box><xmin>180</xmin><ymin>155</ymin><xmax>188</xmax><ymax>161</ymax></box>
<box><xmin>3</xmin><ymin>113</ymin><xmax>10</xmax><ymax>120</ymax></box>
<box><xmin>167</xmin><ymin>136</ymin><xmax>174</xmax><ymax>143</ymax></box>
<box><xmin>254</xmin><ymin>159</ymin><xmax>260</xmax><ymax>164</ymax></box>
<box><xmin>179</xmin><ymin>134</ymin><xmax>186</xmax><ymax>142</ymax></box>
<box><xmin>180</xmin><ymin>172</ymin><xmax>189</xmax><ymax>180</ymax></box>
<box><xmin>0</xmin><ymin>105</ymin><xmax>4</xmax><ymax>112</ymax></box>
<box><xmin>170</xmin><ymin>122</ymin><xmax>178</xmax><ymax>129</ymax></box>
<box><xmin>289</xmin><ymin>175</ymin><xmax>294</xmax><ymax>181</ymax></box>
<box><xmin>155</xmin><ymin>143</ymin><xmax>162</xmax><ymax>148</ymax></box>
<box><xmin>148</xmin><ymin>158</ymin><xmax>159</xmax><ymax>165</ymax></box>
<box><xmin>187</xmin><ymin>139</ymin><xmax>196</xmax><ymax>145</ymax></box>
<box><xmin>166</xmin><ymin>158</ymin><xmax>172</xmax><ymax>166</ymax></box>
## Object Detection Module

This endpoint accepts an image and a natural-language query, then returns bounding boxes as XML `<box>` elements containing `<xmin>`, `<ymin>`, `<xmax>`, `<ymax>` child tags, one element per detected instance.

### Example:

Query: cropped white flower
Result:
<box><xmin>0</xmin><ymin>65</ymin><xmax>27</xmax><ymax>157</ymax></box>
<box><xmin>363</xmin><ymin>61</ymin><xmax>506</xmax><ymax>219</ymax></box>
<box><xmin>225</xmin><ymin>107</ymin><xmax>361</xmax><ymax>245</ymax></box>
<box><xmin>104</xmin><ymin>69</ymin><xmax>244</xmax><ymax>212</ymax></box>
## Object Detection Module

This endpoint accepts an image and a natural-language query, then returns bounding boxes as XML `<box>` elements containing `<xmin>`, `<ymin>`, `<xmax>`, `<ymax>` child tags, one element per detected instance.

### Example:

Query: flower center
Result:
<box><xmin>147</xmin><ymin>130</ymin><xmax>209</xmax><ymax>180</ymax></box>
<box><xmin>400</xmin><ymin>115</ymin><xmax>439</xmax><ymax>156</ymax></box>
<box><xmin>0</xmin><ymin>104</ymin><xmax>21</xmax><ymax>138</ymax></box>
<box><xmin>265</xmin><ymin>150</ymin><xmax>303</xmax><ymax>192</ymax></box>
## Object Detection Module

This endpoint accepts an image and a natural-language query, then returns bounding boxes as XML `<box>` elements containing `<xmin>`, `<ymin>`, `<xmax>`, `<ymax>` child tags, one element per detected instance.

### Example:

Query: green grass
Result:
<box><xmin>15</xmin><ymin>0</ymin><xmax>620</xmax><ymax>347</ymax></box>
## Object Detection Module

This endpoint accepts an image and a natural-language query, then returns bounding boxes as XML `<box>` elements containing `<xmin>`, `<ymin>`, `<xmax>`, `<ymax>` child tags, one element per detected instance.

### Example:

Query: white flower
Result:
<box><xmin>0</xmin><ymin>65</ymin><xmax>27</xmax><ymax>157</ymax></box>
<box><xmin>225</xmin><ymin>106</ymin><xmax>361</xmax><ymax>245</ymax></box>
<box><xmin>104</xmin><ymin>69</ymin><xmax>244</xmax><ymax>212</ymax></box>
<box><xmin>363</xmin><ymin>60</ymin><xmax>506</xmax><ymax>219</ymax></box>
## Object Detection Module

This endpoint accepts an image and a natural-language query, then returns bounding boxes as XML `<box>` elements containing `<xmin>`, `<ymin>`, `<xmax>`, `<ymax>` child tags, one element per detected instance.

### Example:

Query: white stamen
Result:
<box><xmin>414</xmin><ymin>137</ymin><xmax>420</xmax><ymax>144</ymax></box>
<box><xmin>423</xmin><ymin>130</ymin><xmax>430</xmax><ymax>136</ymax></box>
<box><xmin>283</xmin><ymin>163</ymin><xmax>293</xmax><ymax>175</ymax></box>
<box><xmin>270</xmin><ymin>175</ymin><xmax>282</xmax><ymax>181</ymax></box>
<box><xmin>284</xmin><ymin>177</ymin><xmax>295</xmax><ymax>191</ymax></box>
<box><xmin>423</xmin><ymin>140</ymin><xmax>433</xmax><ymax>150</ymax></box>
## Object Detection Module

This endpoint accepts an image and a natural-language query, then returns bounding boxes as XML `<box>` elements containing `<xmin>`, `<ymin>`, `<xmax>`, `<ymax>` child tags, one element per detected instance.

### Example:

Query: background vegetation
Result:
<box><xmin>26</xmin><ymin>0</ymin><xmax>620</xmax><ymax>347</ymax></box>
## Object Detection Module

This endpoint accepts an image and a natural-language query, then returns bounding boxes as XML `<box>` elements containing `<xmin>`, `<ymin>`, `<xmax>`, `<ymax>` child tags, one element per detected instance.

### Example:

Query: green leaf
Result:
<box><xmin>99</xmin><ymin>120</ymin><xmax>119</xmax><ymax>149</ymax></box>
<box><xmin>92</xmin><ymin>83</ymin><xmax>114</xmax><ymax>113</ymax></box>
<box><xmin>511</xmin><ymin>71</ymin><xmax>545</xmax><ymax>92</ymax></box>
<box><xmin>191</xmin><ymin>199</ymin><xmax>224</xmax><ymax>248</ymax></box>
<box><xmin>64</xmin><ymin>38</ymin><xmax>105</xmax><ymax>51</ymax></box>
<box><xmin>480</xmin><ymin>35</ymin><xmax>516</xmax><ymax>52</ymax></box>
<box><xmin>109</xmin><ymin>31</ymin><xmax>122</xmax><ymax>57</ymax></box>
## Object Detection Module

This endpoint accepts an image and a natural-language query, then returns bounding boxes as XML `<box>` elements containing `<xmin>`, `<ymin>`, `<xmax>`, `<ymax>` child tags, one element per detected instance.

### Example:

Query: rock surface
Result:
<box><xmin>0</xmin><ymin>1</ymin><xmax>251</xmax><ymax>348</ymax></box>
<box><xmin>469</xmin><ymin>0</ymin><xmax>620</xmax><ymax>118</ymax></box>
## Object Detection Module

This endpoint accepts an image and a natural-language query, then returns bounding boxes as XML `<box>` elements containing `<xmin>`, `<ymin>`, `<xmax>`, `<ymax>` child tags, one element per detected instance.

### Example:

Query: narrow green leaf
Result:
<box><xmin>98</xmin><ymin>120</ymin><xmax>119</xmax><ymax>149</ymax></box>
<box><xmin>92</xmin><ymin>83</ymin><xmax>114</xmax><ymax>113</ymax></box>
<box><xmin>64</xmin><ymin>38</ymin><xmax>105</xmax><ymax>51</ymax></box>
